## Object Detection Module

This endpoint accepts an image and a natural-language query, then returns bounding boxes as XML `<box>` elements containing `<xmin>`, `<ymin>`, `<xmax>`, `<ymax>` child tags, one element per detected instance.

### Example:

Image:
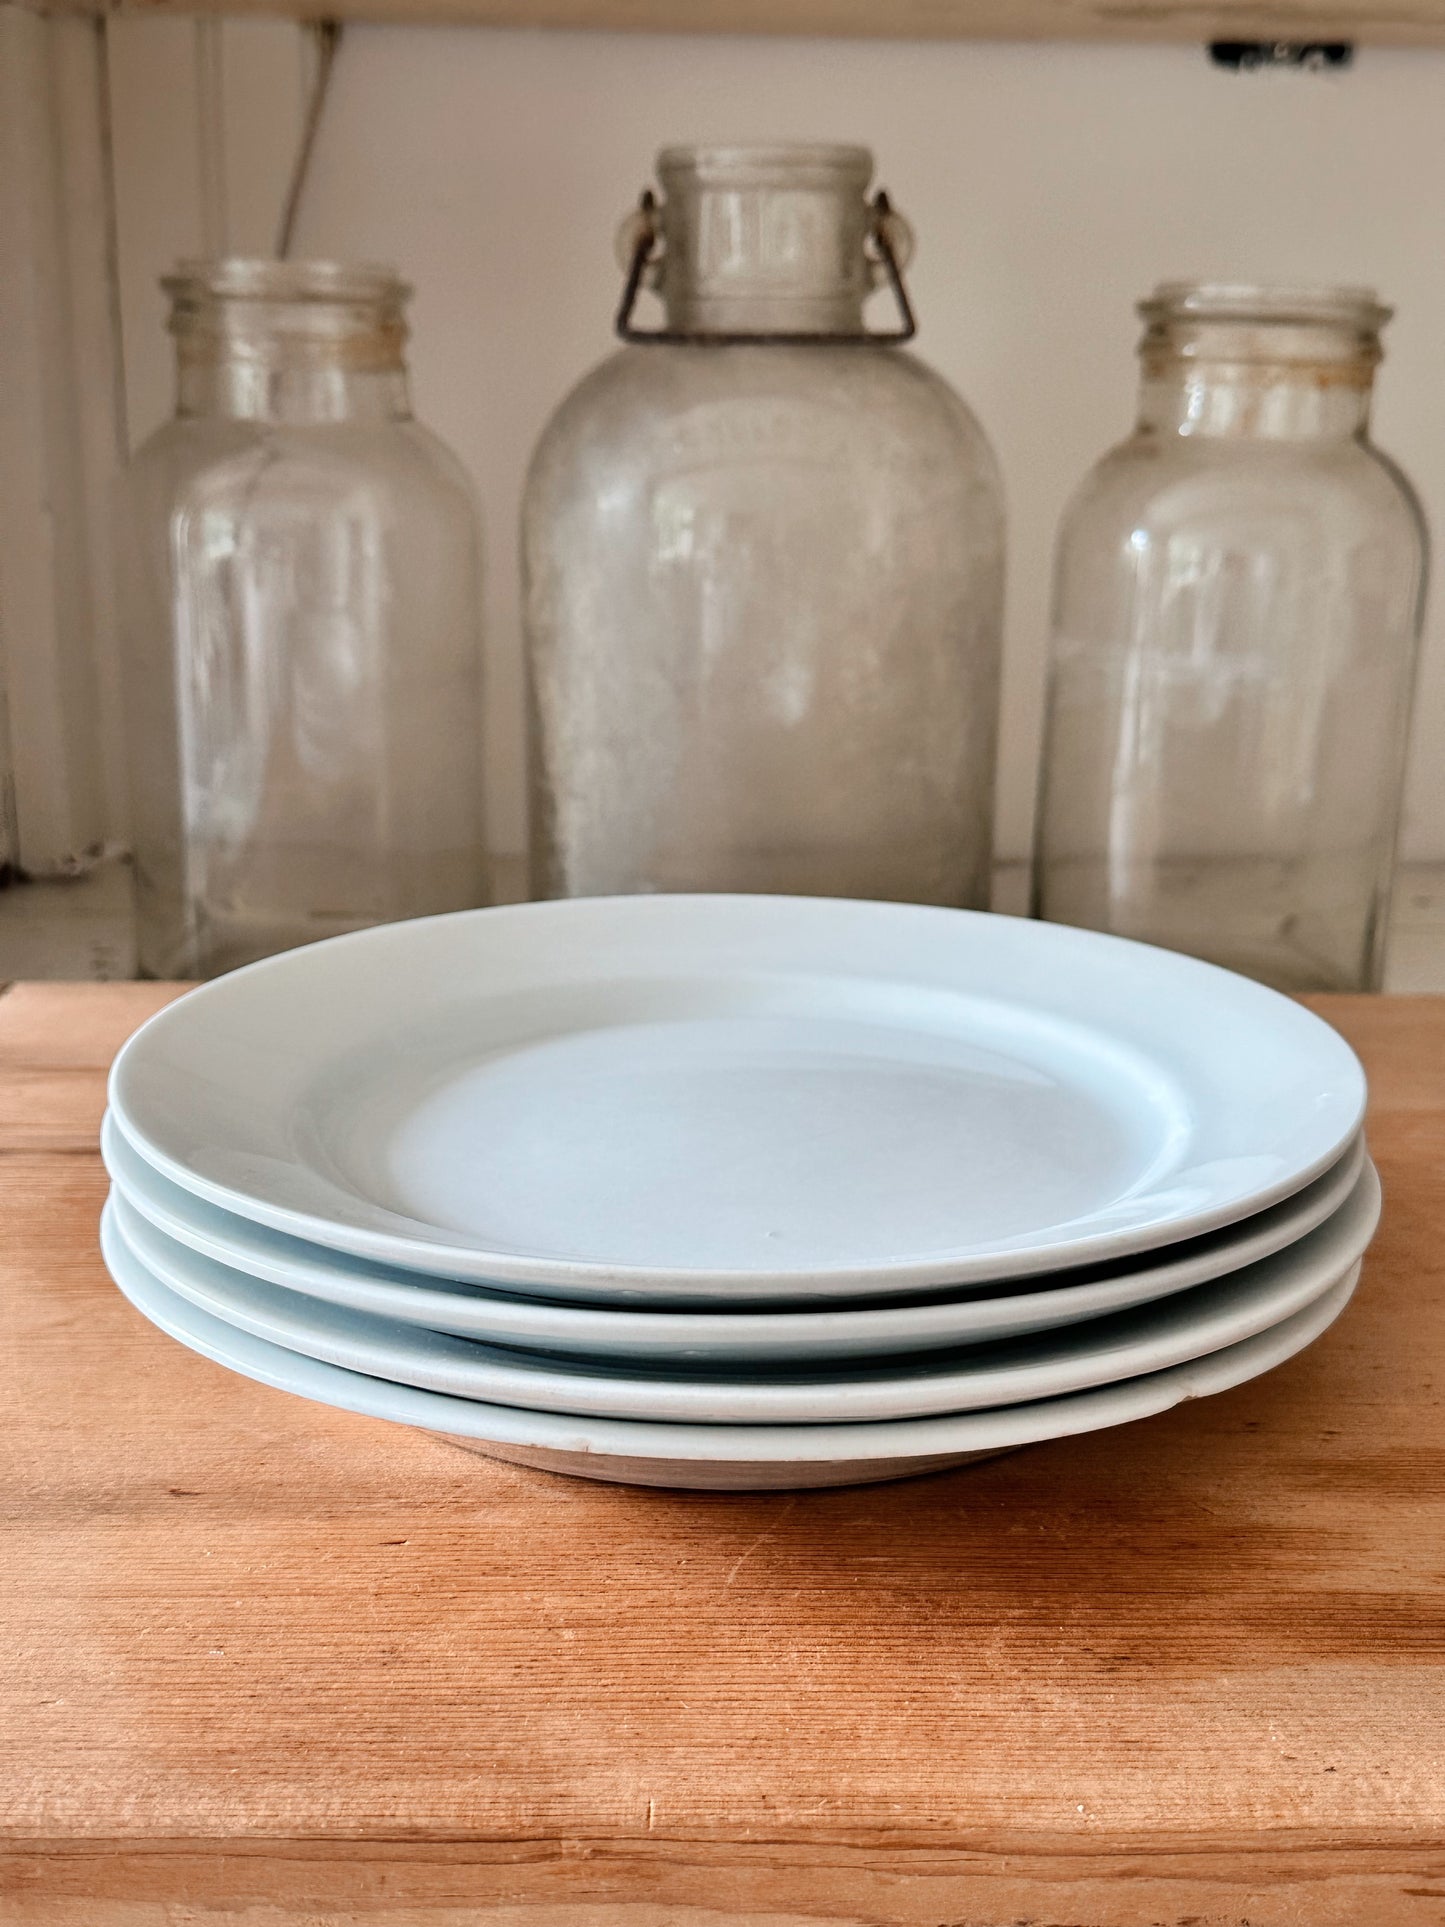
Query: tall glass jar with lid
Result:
<box><xmin>523</xmin><ymin>144</ymin><xmax>1005</xmax><ymax>905</ymax></box>
<box><xmin>117</xmin><ymin>260</ymin><xmax>488</xmax><ymax>980</ymax></box>
<box><xmin>1033</xmin><ymin>284</ymin><xmax>1427</xmax><ymax>993</ymax></box>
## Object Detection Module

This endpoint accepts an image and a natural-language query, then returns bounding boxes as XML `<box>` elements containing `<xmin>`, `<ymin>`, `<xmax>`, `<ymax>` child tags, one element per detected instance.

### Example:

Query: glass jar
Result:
<box><xmin>523</xmin><ymin>144</ymin><xmax>1005</xmax><ymax>904</ymax></box>
<box><xmin>117</xmin><ymin>259</ymin><xmax>488</xmax><ymax>980</ymax></box>
<box><xmin>1033</xmin><ymin>283</ymin><xmax>1427</xmax><ymax>993</ymax></box>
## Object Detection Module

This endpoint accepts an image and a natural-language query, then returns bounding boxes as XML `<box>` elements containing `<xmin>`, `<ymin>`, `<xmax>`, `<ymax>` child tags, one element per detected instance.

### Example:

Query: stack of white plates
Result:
<box><xmin>100</xmin><ymin>896</ymin><xmax>1377</xmax><ymax>1490</ymax></box>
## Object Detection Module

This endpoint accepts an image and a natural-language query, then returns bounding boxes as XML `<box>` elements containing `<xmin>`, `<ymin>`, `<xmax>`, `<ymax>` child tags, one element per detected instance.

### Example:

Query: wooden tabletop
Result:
<box><xmin>2</xmin><ymin>982</ymin><xmax>1443</xmax><ymax>1927</ymax></box>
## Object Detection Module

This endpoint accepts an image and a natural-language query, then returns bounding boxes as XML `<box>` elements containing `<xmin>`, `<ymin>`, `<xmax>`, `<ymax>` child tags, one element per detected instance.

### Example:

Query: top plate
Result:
<box><xmin>109</xmin><ymin>895</ymin><xmax>1366</xmax><ymax>1303</ymax></box>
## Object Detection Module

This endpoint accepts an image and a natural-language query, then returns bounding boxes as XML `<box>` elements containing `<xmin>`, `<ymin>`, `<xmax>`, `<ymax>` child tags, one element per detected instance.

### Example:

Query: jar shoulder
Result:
<box><xmin>526</xmin><ymin>343</ymin><xmax>1000</xmax><ymax>500</ymax></box>
<box><xmin>1060</xmin><ymin>430</ymin><xmax>1425</xmax><ymax>552</ymax></box>
<box><xmin>126</xmin><ymin>417</ymin><xmax>476</xmax><ymax>521</ymax></box>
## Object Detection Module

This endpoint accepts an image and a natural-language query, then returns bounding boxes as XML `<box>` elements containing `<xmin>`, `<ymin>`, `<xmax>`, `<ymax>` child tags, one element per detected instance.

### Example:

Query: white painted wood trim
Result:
<box><xmin>0</xmin><ymin>6</ymin><xmax>127</xmax><ymax>875</ymax></box>
<box><xmin>0</xmin><ymin>6</ymin><xmax>309</xmax><ymax>883</ymax></box>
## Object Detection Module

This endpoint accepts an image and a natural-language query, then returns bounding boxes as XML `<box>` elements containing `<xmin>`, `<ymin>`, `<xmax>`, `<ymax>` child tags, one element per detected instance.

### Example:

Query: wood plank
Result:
<box><xmin>1</xmin><ymin>985</ymin><xmax>1443</xmax><ymax>1925</ymax></box>
<box><xmin>25</xmin><ymin>0</ymin><xmax>1445</xmax><ymax>48</ymax></box>
<box><xmin>0</xmin><ymin>978</ymin><xmax>186</xmax><ymax>1067</ymax></box>
<box><xmin>4</xmin><ymin>1837</ymin><xmax>1445</xmax><ymax>1924</ymax></box>
<box><xmin>0</xmin><ymin>981</ymin><xmax>184</xmax><ymax>1148</ymax></box>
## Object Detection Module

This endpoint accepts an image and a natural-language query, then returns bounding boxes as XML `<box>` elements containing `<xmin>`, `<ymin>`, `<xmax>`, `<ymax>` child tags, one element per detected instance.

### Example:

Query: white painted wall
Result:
<box><xmin>113</xmin><ymin>27</ymin><xmax>1445</xmax><ymax>864</ymax></box>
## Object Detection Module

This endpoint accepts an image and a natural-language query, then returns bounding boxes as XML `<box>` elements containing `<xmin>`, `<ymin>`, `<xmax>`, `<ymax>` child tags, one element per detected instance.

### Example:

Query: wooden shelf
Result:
<box><xmin>27</xmin><ymin>0</ymin><xmax>1445</xmax><ymax>44</ymax></box>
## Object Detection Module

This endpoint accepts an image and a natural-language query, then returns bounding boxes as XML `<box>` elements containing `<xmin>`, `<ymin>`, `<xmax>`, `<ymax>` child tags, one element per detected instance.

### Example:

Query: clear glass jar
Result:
<box><xmin>523</xmin><ymin>144</ymin><xmax>1005</xmax><ymax>904</ymax></box>
<box><xmin>1034</xmin><ymin>283</ymin><xmax>1427</xmax><ymax>992</ymax></box>
<box><xmin>117</xmin><ymin>260</ymin><xmax>488</xmax><ymax>979</ymax></box>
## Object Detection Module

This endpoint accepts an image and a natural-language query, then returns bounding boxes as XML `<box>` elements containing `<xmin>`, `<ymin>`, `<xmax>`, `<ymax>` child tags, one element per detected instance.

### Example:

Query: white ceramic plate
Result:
<box><xmin>109</xmin><ymin>897</ymin><xmax>1366</xmax><ymax>1302</ymax></box>
<box><xmin>100</xmin><ymin>1208</ymin><xmax>1361</xmax><ymax>1489</ymax></box>
<box><xmin>103</xmin><ymin>1161</ymin><xmax>1377</xmax><ymax>1423</ymax></box>
<box><xmin>102</xmin><ymin>1113</ymin><xmax>1366</xmax><ymax>1363</ymax></box>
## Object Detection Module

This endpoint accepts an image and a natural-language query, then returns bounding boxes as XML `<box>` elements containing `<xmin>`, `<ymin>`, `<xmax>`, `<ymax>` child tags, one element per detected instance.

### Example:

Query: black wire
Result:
<box><xmin>275</xmin><ymin>19</ymin><xmax>342</xmax><ymax>260</ymax></box>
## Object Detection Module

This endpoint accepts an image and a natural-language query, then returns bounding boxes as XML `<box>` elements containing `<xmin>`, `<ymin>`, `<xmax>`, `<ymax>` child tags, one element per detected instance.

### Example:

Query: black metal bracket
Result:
<box><xmin>1209</xmin><ymin>40</ymin><xmax>1354</xmax><ymax>69</ymax></box>
<box><xmin>615</xmin><ymin>188</ymin><xmax>918</xmax><ymax>346</ymax></box>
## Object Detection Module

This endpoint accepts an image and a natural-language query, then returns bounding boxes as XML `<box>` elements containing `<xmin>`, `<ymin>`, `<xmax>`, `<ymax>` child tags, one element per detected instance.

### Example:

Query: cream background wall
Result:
<box><xmin>112</xmin><ymin>27</ymin><xmax>1445</xmax><ymax>866</ymax></box>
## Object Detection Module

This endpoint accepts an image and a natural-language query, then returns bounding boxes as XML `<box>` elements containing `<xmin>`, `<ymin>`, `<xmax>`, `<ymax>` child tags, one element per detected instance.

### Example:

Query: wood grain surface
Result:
<box><xmin>1</xmin><ymin>983</ymin><xmax>1443</xmax><ymax>1926</ymax></box>
<box><xmin>24</xmin><ymin>0</ymin><xmax>1445</xmax><ymax>47</ymax></box>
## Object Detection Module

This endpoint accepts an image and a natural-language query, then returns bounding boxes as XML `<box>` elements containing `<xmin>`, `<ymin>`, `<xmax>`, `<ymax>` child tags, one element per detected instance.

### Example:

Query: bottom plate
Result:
<box><xmin>101</xmin><ymin>1206</ymin><xmax>1360</xmax><ymax>1489</ymax></box>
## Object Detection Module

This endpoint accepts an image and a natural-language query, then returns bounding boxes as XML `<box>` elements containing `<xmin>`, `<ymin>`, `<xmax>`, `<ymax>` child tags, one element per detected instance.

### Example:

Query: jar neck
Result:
<box><xmin>165</xmin><ymin>259</ymin><xmax>412</xmax><ymax>426</ymax></box>
<box><xmin>655</xmin><ymin>143</ymin><xmax>874</xmax><ymax>336</ymax></box>
<box><xmin>1133</xmin><ymin>287</ymin><xmax>1386</xmax><ymax>444</ymax></box>
<box><xmin>1136</xmin><ymin>362</ymin><xmax>1373</xmax><ymax>441</ymax></box>
<box><xmin>176</xmin><ymin>357</ymin><xmax>411</xmax><ymax>424</ymax></box>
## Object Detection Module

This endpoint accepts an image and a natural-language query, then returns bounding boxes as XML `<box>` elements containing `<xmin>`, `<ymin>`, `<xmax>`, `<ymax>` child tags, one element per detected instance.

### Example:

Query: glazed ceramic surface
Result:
<box><xmin>108</xmin><ymin>897</ymin><xmax>1366</xmax><ymax>1303</ymax></box>
<box><xmin>104</xmin><ymin>1163</ymin><xmax>1376</xmax><ymax>1422</ymax></box>
<box><xmin>100</xmin><ymin>1209</ymin><xmax>1360</xmax><ymax>1489</ymax></box>
<box><xmin>102</xmin><ymin>1114</ymin><xmax>1365</xmax><ymax>1363</ymax></box>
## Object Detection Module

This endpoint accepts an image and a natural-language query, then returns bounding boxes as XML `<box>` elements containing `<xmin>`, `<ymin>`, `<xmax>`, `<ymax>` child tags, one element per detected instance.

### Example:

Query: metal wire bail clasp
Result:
<box><xmin>614</xmin><ymin>187</ymin><xmax>919</xmax><ymax>345</ymax></box>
